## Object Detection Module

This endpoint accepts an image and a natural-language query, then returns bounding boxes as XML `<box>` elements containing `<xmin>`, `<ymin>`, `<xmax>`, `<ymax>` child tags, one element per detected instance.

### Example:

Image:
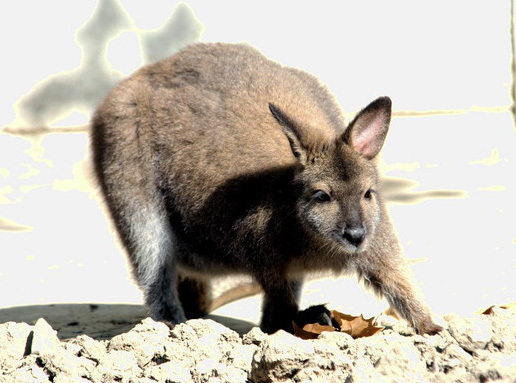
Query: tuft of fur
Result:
<box><xmin>91</xmin><ymin>42</ymin><xmax>441</xmax><ymax>335</ymax></box>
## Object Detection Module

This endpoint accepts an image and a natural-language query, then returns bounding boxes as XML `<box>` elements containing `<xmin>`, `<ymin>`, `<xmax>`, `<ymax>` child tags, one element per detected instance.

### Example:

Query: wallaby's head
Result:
<box><xmin>269</xmin><ymin>97</ymin><xmax>392</xmax><ymax>254</ymax></box>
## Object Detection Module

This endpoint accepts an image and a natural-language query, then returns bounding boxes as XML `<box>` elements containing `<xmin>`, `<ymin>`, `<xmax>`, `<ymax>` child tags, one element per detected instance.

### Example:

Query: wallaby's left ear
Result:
<box><xmin>342</xmin><ymin>96</ymin><xmax>392</xmax><ymax>160</ymax></box>
<box><xmin>269</xmin><ymin>103</ymin><xmax>308</xmax><ymax>165</ymax></box>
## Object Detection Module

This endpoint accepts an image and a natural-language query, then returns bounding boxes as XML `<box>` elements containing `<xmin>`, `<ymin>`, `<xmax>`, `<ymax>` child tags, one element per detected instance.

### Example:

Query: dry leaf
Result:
<box><xmin>292</xmin><ymin>321</ymin><xmax>335</xmax><ymax>340</ymax></box>
<box><xmin>293</xmin><ymin>309</ymin><xmax>384</xmax><ymax>340</ymax></box>
<box><xmin>331</xmin><ymin>311</ymin><xmax>384</xmax><ymax>338</ymax></box>
<box><xmin>482</xmin><ymin>302</ymin><xmax>516</xmax><ymax>315</ymax></box>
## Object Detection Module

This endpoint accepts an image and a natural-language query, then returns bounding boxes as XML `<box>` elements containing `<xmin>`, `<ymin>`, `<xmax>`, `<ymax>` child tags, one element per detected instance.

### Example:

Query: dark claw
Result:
<box><xmin>294</xmin><ymin>304</ymin><xmax>340</xmax><ymax>330</ymax></box>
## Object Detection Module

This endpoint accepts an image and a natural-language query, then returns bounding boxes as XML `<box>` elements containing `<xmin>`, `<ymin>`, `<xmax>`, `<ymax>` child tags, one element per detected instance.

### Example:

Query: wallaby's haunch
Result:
<box><xmin>91</xmin><ymin>43</ymin><xmax>442</xmax><ymax>335</ymax></box>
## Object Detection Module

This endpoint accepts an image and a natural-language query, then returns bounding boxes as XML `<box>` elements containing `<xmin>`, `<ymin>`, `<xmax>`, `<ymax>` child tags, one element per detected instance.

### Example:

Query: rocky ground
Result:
<box><xmin>1</xmin><ymin>306</ymin><xmax>516</xmax><ymax>383</ymax></box>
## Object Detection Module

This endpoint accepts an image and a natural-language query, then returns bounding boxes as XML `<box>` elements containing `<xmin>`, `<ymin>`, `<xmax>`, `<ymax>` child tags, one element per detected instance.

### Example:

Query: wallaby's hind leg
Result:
<box><xmin>91</xmin><ymin>120</ymin><xmax>186</xmax><ymax>324</ymax></box>
<box><xmin>177</xmin><ymin>274</ymin><xmax>211</xmax><ymax>319</ymax></box>
<box><xmin>115</xmin><ymin>205</ymin><xmax>186</xmax><ymax>324</ymax></box>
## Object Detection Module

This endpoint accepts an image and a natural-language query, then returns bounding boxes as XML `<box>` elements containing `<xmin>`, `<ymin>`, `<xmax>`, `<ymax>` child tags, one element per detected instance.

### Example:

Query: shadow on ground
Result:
<box><xmin>0</xmin><ymin>303</ymin><xmax>256</xmax><ymax>340</ymax></box>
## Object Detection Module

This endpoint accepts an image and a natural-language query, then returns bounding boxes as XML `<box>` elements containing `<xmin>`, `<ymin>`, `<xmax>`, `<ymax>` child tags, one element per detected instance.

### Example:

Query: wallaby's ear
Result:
<box><xmin>269</xmin><ymin>103</ymin><xmax>307</xmax><ymax>164</ymax></box>
<box><xmin>342</xmin><ymin>96</ymin><xmax>392</xmax><ymax>160</ymax></box>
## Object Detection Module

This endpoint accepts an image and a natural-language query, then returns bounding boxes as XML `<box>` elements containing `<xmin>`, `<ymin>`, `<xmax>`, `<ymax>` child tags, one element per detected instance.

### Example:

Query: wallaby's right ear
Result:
<box><xmin>269</xmin><ymin>103</ymin><xmax>307</xmax><ymax>164</ymax></box>
<box><xmin>342</xmin><ymin>96</ymin><xmax>392</xmax><ymax>160</ymax></box>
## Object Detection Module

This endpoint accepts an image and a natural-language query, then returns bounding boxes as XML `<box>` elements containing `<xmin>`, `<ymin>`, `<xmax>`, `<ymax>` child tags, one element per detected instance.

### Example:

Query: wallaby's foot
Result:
<box><xmin>260</xmin><ymin>302</ymin><xmax>298</xmax><ymax>334</ymax></box>
<box><xmin>260</xmin><ymin>312</ymin><xmax>295</xmax><ymax>334</ymax></box>
<box><xmin>162</xmin><ymin>320</ymin><xmax>176</xmax><ymax>330</ymax></box>
<box><xmin>147</xmin><ymin>299</ymin><xmax>187</xmax><ymax>324</ymax></box>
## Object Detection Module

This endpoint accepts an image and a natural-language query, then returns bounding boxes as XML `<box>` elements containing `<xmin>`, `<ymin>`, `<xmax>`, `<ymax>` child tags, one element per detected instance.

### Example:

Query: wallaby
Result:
<box><xmin>91</xmin><ymin>42</ymin><xmax>442</xmax><ymax>335</ymax></box>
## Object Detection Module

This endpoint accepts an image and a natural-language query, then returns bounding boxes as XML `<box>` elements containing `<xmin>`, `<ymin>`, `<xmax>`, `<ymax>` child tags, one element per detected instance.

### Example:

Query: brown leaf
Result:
<box><xmin>292</xmin><ymin>309</ymin><xmax>384</xmax><ymax>340</ymax></box>
<box><xmin>292</xmin><ymin>321</ymin><xmax>335</xmax><ymax>340</ymax></box>
<box><xmin>482</xmin><ymin>302</ymin><xmax>516</xmax><ymax>315</ymax></box>
<box><xmin>331</xmin><ymin>311</ymin><xmax>384</xmax><ymax>339</ymax></box>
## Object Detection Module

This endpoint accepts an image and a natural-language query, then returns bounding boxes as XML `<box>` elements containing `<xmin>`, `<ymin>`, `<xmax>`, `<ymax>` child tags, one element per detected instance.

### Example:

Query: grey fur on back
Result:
<box><xmin>91</xmin><ymin>42</ymin><xmax>442</xmax><ymax>335</ymax></box>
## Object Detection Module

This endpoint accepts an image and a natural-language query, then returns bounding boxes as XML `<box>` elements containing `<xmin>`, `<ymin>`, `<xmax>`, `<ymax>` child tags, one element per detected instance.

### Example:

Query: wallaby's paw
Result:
<box><xmin>416</xmin><ymin>320</ymin><xmax>443</xmax><ymax>336</ymax></box>
<box><xmin>293</xmin><ymin>304</ymin><xmax>340</xmax><ymax>330</ymax></box>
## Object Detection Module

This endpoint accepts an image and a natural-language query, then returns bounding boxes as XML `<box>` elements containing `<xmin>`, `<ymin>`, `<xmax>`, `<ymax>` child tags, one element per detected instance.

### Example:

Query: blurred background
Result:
<box><xmin>0</xmin><ymin>1</ymin><xmax>514</xmax><ymax>324</ymax></box>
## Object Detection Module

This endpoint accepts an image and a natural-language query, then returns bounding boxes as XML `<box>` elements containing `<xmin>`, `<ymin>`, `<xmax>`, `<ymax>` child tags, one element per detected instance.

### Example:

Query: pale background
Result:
<box><xmin>1</xmin><ymin>1</ymin><xmax>514</xmax><ymax>325</ymax></box>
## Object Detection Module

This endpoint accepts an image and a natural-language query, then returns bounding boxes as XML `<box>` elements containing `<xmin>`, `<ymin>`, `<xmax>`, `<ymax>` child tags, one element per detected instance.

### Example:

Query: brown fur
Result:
<box><xmin>91</xmin><ymin>42</ymin><xmax>441</xmax><ymax>335</ymax></box>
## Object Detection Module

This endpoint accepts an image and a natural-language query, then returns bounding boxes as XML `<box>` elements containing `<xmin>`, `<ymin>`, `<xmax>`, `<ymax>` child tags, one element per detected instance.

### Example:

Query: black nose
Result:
<box><xmin>343</xmin><ymin>225</ymin><xmax>365</xmax><ymax>247</ymax></box>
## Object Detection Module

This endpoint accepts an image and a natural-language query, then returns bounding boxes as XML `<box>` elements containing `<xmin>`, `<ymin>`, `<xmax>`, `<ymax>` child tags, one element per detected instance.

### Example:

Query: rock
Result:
<box><xmin>318</xmin><ymin>328</ymin><xmax>355</xmax><ymax>349</ymax></box>
<box><xmin>0</xmin><ymin>354</ymin><xmax>50</xmax><ymax>383</ymax></box>
<box><xmin>1</xmin><ymin>311</ymin><xmax>516</xmax><ymax>383</ymax></box>
<box><xmin>484</xmin><ymin>306</ymin><xmax>516</xmax><ymax>353</ymax></box>
<box><xmin>71</xmin><ymin>334</ymin><xmax>108</xmax><ymax>362</ymax></box>
<box><xmin>37</xmin><ymin>348</ymin><xmax>96</xmax><ymax>383</ymax></box>
<box><xmin>170</xmin><ymin>318</ymin><xmax>239</xmax><ymax>341</ymax></box>
<box><xmin>468</xmin><ymin>353</ymin><xmax>516</xmax><ymax>382</ymax></box>
<box><xmin>412</xmin><ymin>329</ymin><xmax>472</xmax><ymax>377</ymax></box>
<box><xmin>31</xmin><ymin>318</ymin><xmax>61</xmax><ymax>356</ymax></box>
<box><xmin>94</xmin><ymin>349</ymin><xmax>143</xmax><ymax>382</ymax></box>
<box><xmin>108</xmin><ymin>317</ymin><xmax>169</xmax><ymax>368</ymax></box>
<box><xmin>0</xmin><ymin>321</ymin><xmax>33</xmax><ymax>373</ymax></box>
<box><xmin>374</xmin><ymin>338</ymin><xmax>430</xmax><ymax>382</ymax></box>
<box><xmin>145</xmin><ymin>360</ymin><xmax>192</xmax><ymax>383</ymax></box>
<box><xmin>194</xmin><ymin>357</ymin><xmax>248</xmax><ymax>383</ymax></box>
<box><xmin>224</xmin><ymin>339</ymin><xmax>258</xmax><ymax>378</ymax></box>
<box><xmin>440</xmin><ymin>343</ymin><xmax>474</xmax><ymax>374</ymax></box>
<box><xmin>348</xmin><ymin>332</ymin><xmax>389</xmax><ymax>367</ymax></box>
<box><xmin>166</xmin><ymin>319</ymin><xmax>253</xmax><ymax>382</ymax></box>
<box><xmin>250</xmin><ymin>329</ymin><xmax>353</xmax><ymax>382</ymax></box>
<box><xmin>242</xmin><ymin>326</ymin><xmax>268</xmax><ymax>346</ymax></box>
<box><xmin>445</xmin><ymin>313</ymin><xmax>493</xmax><ymax>354</ymax></box>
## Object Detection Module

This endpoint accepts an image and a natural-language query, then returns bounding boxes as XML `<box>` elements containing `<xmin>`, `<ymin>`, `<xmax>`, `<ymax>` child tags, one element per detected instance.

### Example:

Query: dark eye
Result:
<box><xmin>364</xmin><ymin>189</ymin><xmax>375</xmax><ymax>200</ymax></box>
<box><xmin>313</xmin><ymin>190</ymin><xmax>331</xmax><ymax>203</ymax></box>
